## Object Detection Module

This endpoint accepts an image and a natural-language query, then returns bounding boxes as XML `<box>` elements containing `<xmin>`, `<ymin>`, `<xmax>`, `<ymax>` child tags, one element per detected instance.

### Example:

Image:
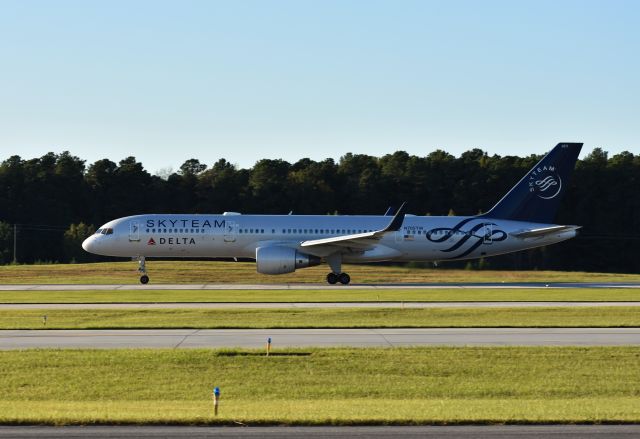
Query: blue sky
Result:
<box><xmin>0</xmin><ymin>0</ymin><xmax>638</xmax><ymax>173</ymax></box>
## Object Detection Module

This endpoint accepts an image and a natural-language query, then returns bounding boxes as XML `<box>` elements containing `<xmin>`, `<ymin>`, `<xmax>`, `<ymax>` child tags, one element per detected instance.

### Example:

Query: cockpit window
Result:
<box><xmin>95</xmin><ymin>229</ymin><xmax>103</xmax><ymax>234</ymax></box>
<box><xmin>98</xmin><ymin>228</ymin><xmax>113</xmax><ymax>235</ymax></box>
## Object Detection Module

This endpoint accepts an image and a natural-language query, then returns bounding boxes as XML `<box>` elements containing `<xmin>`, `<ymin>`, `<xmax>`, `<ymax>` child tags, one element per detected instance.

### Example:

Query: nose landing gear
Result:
<box><xmin>137</xmin><ymin>256</ymin><xmax>149</xmax><ymax>284</ymax></box>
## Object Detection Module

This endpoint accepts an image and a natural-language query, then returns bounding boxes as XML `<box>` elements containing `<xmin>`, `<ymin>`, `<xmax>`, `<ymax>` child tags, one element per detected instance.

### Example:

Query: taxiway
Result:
<box><xmin>2</xmin><ymin>328</ymin><xmax>640</xmax><ymax>349</ymax></box>
<box><xmin>1</xmin><ymin>282</ymin><xmax>640</xmax><ymax>290</ymax></box>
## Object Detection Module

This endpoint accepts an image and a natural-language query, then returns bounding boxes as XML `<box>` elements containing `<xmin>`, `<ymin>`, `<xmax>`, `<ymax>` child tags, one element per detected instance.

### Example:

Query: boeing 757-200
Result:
<box><xmin>82</xmin><ymin>143</ymin><xmax>582</xmax><ymax>284</ymax></box>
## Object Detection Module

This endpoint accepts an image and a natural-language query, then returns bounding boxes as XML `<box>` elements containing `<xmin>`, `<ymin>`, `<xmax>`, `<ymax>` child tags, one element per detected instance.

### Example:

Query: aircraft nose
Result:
<box><xmin>82</xmin><ymin>236</ymin><xmax>96</xmax><ymax>253</ymax></box>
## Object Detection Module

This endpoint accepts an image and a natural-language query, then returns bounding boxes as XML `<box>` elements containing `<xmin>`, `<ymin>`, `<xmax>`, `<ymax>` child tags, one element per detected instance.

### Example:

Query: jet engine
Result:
<box><xmin>256</xmin><ymin>246</ymin><xmax>321</xmax><ymax>275</ymax></box>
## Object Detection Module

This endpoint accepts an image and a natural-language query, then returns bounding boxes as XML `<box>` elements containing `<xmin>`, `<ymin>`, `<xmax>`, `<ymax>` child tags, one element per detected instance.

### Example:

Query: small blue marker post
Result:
<box><xmin>266</xmin><ymin>337</ymin><xmax>272</xmax><ymax>357</ymax></box>
<box><xmin>212</xmin><ymin>386</ymin><xmax>220</xmax><ymax>415</ymax></box>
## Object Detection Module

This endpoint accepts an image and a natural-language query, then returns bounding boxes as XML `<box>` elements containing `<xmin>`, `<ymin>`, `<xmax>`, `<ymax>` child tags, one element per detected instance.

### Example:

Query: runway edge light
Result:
<box><xmin>267</xmin><ymin>337</ymin><xmax>272</xmax><ymax>357</ymax></box>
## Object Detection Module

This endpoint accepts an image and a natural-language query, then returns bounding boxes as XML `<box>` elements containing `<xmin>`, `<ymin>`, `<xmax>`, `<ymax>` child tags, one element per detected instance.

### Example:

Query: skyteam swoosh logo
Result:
<box><xmin>528</xmin><ymin>166</ymin><xmax>562</xmax><ymax>200</ymax></box>
<box><xmin>425</xmin><ymin>218</ymin><xmax>507</xmax><ymax>259</ymax></box>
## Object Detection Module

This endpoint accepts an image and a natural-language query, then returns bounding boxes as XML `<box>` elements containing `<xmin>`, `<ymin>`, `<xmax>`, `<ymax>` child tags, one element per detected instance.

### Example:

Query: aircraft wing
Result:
<box><xmin>300</xmin><ymin>203</ymin><xmax>406</xmax><ymax>250</ymax></box>
<box><xmin>510</xmin><ymin>225</ymin><xmax>581</xmax><ymax>239</ymax></box>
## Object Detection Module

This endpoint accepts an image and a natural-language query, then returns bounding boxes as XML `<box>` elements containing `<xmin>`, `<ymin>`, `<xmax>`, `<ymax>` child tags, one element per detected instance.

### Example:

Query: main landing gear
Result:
<box><xmin>137</xmin><ymin>256</ymin><xmax>149</xmax><ymax>284</ymax></box>
<box><xmin>326</xmin><ymin>272</ymin><xmax>350</xmax><ymax>285</ymax></box>
<box><xmin>325</xmin><ymin>253</ymin><xmax>350</xmax><ymax>285</ymax></box>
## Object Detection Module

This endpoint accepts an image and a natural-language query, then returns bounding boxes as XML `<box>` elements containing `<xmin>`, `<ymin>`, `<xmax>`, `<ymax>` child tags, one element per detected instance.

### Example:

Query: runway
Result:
<box><xmin>2</xmin><ymin>328</ymin><xmax>640</xmax><ymax>349</ymax></box>
<box><xmin>2</xmin><ymin>301</ymin><xmax>640</xmax><ymax>309</ymax></box>
<box><xmin>2</xmin><ymin>282</ymin><xmax>640</xmax><ymax>290</ymax></box>
<box><xmin>1</xmin><ymin>425</ymin><xmax>639</xmax><ymax>439</ymax></box>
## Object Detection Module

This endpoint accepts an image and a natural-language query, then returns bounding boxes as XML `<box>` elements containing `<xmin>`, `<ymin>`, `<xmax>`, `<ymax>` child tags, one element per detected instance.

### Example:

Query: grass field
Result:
<box><xmin>2</xmin><ymin>288</ymin><xmax>640</xmax><ymax>304</ymax></box>
<box><xmin>1</xmin><ymin>261</ymin><xmax>639</xmax><ymax>284</ymax></box>
<box><xmin>1</xmin><ymin>347</ymin><xmax>638</xmax><ymax>425</ymax></box>
<box><xmin>3</xmin><ymin>307</ymin><xmax>640</xmax><ymax>329</ymax></box>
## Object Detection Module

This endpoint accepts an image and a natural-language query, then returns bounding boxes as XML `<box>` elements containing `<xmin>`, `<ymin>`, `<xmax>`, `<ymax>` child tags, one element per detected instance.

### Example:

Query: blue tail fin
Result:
<box><xmin>482</xmin><ymin>143</ymin><xmax>582</xmax><ymax>224</ymax></box>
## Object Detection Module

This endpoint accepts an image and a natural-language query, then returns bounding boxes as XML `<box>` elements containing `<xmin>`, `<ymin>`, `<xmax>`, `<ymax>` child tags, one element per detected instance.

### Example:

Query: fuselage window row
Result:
<box><xmin>139</xmin><ymin>227</ymin><xmax>378</xmax><ymax>236</ymax></box>
<box><xmin>145</xmin><ymin>228</ymin><xmax>206</xmax><ymax>234</ymax></box>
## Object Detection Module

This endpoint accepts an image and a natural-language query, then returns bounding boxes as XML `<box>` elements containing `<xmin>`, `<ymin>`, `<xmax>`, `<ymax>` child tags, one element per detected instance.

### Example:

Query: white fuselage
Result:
<box><xmin>82</xmin><ymin>213</ymin><xmax>577</xmax><ymax>263</ymax></box>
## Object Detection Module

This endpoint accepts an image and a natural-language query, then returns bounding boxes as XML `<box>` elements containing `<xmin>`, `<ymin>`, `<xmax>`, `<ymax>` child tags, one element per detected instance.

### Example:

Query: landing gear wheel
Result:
<box><xmin>140</xmin><ymin>275</ymin><xmax>149</xmax><ymax>285</ymax></box>
<box><xmin>327</xmin><ymin>273</ymin><xmax>338</xmax><ymax>285</ymax></box>
<box><xmin>338</xmin><ymin>273</ymin><xmax>351</xmax><ymax>285</ymax></box>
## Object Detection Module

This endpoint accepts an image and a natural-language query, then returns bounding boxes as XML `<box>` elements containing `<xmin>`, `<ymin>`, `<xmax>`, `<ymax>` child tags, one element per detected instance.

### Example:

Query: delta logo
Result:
<box><xmin>147</xmin><ymin>236</ymin><xmax>196</xmax><ymax>245</ymax></box>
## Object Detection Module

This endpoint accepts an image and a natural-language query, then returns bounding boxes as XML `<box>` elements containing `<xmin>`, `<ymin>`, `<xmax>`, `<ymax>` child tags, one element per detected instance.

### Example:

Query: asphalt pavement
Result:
<box><xmin>1</xmin><ymin>301</ymin><xmax>639</xmax><ymax>309</ymax></box>
<box><xmin>1</xmin><ymin>425</ymin><xmax>639</xmax><ymax>438</ymax></box>
<box><xmin>2</xmin><ymin>282</ymin><xmax>640</xmax><ymax>290</ymax></box>
<box><xmin>2</xmin><ymin>327</ymin><xmax>640</xmax><ymax>349</ymax></box>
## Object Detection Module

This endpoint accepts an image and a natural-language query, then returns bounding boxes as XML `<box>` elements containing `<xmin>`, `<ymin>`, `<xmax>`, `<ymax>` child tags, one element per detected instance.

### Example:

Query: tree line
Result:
<box><xmin>0</xmin><ymin>148</ymin><xmax>638</xmax><ymax>272</ymax></box>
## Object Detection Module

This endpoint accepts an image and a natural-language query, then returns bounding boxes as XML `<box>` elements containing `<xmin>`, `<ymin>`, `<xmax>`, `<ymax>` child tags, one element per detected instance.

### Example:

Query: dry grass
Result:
<box><xmin>3</xmin><ymin>307</ymin><xmax>640</xmax><ymax>329</ymax></box>
<box><xmin>1</xmin><ymin>287</ymin><xmax>640</xmax><ymax>303</ymax></box>
<box><xmin>1</xmin><ymin>347</ymin><xmax>639</xmax><ymax>424</ymax></box>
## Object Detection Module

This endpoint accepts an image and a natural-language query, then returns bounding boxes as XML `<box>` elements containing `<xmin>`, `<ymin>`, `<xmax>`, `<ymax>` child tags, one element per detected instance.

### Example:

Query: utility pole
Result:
<box><xmin>12</xmin><ymin>224</ymin><xmax>17</xmax><ymax>264</ymax></box>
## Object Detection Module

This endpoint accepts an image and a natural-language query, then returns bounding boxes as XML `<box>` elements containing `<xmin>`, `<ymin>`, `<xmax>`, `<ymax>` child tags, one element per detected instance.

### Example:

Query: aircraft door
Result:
<box><xmin>483</xmin><ymin>223</ymin><xmax>493</xmax><ymax>245</ymax></box>
<box><xmin>224</xmin><ymin>221</ymin><xmax>238</xmax><ymax>242</ymax></box>
<box><xmin>129</xmin><ymin>221</ymin><xmax>140</xmax><ymax>241</ymax></box>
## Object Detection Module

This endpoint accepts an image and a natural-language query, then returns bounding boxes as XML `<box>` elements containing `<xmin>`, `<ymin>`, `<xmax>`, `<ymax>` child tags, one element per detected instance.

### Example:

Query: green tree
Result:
<box><xmin>0</xmin><ymin>222</ymin><xmax>12</xmax><ymax>264</ymax></box>
<box><xmin>248</xmin><ymin>159</ymin><xmax>291</xmax><ymax>213</ymax></box>
<box><xmin>63</xmin><ymin>223</ymin><xmax>96</xmax><ymax>263</ymax></box>
<box><xmin>179</xmin><ymin>159</ymin><xmax>207</xmax><ymax>176</ymax></box>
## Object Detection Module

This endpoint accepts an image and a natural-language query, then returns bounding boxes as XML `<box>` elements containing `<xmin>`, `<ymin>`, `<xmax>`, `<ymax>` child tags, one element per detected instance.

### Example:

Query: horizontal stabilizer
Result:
<box><xmin>510</xmin><ymin>225</ymin><xmax>581</xmax><ymax>239</ymax></box>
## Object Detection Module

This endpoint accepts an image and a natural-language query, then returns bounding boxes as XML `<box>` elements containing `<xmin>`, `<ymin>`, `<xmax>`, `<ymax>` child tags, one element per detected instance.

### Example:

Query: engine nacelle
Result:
<box><xmin>256</xmin><ymin>246</ymin><xmax>321</xmax><ymax>275</ymax></box>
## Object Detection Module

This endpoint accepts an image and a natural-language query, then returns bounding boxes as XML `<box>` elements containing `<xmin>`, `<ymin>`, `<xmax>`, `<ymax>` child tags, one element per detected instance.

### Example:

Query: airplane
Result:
<box><xmin>82</xmin><ymin>142</ymin><xmax>582</xmax><ymax>285</ymax></box>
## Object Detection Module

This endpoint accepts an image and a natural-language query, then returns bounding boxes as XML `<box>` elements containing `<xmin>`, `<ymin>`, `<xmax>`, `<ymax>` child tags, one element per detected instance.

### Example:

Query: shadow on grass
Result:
<box><xmin>214</xmin><ymin>351</ymin><xmax>312</xmax><ymax>357</ymax></box>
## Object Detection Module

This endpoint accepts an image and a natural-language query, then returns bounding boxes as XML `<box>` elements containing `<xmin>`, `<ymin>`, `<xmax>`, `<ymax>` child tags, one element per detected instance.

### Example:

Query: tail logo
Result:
<box><xmin>529</xmin><ymin>166</ymin><xmax>562</xmax><ymax>199</ymax></box>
